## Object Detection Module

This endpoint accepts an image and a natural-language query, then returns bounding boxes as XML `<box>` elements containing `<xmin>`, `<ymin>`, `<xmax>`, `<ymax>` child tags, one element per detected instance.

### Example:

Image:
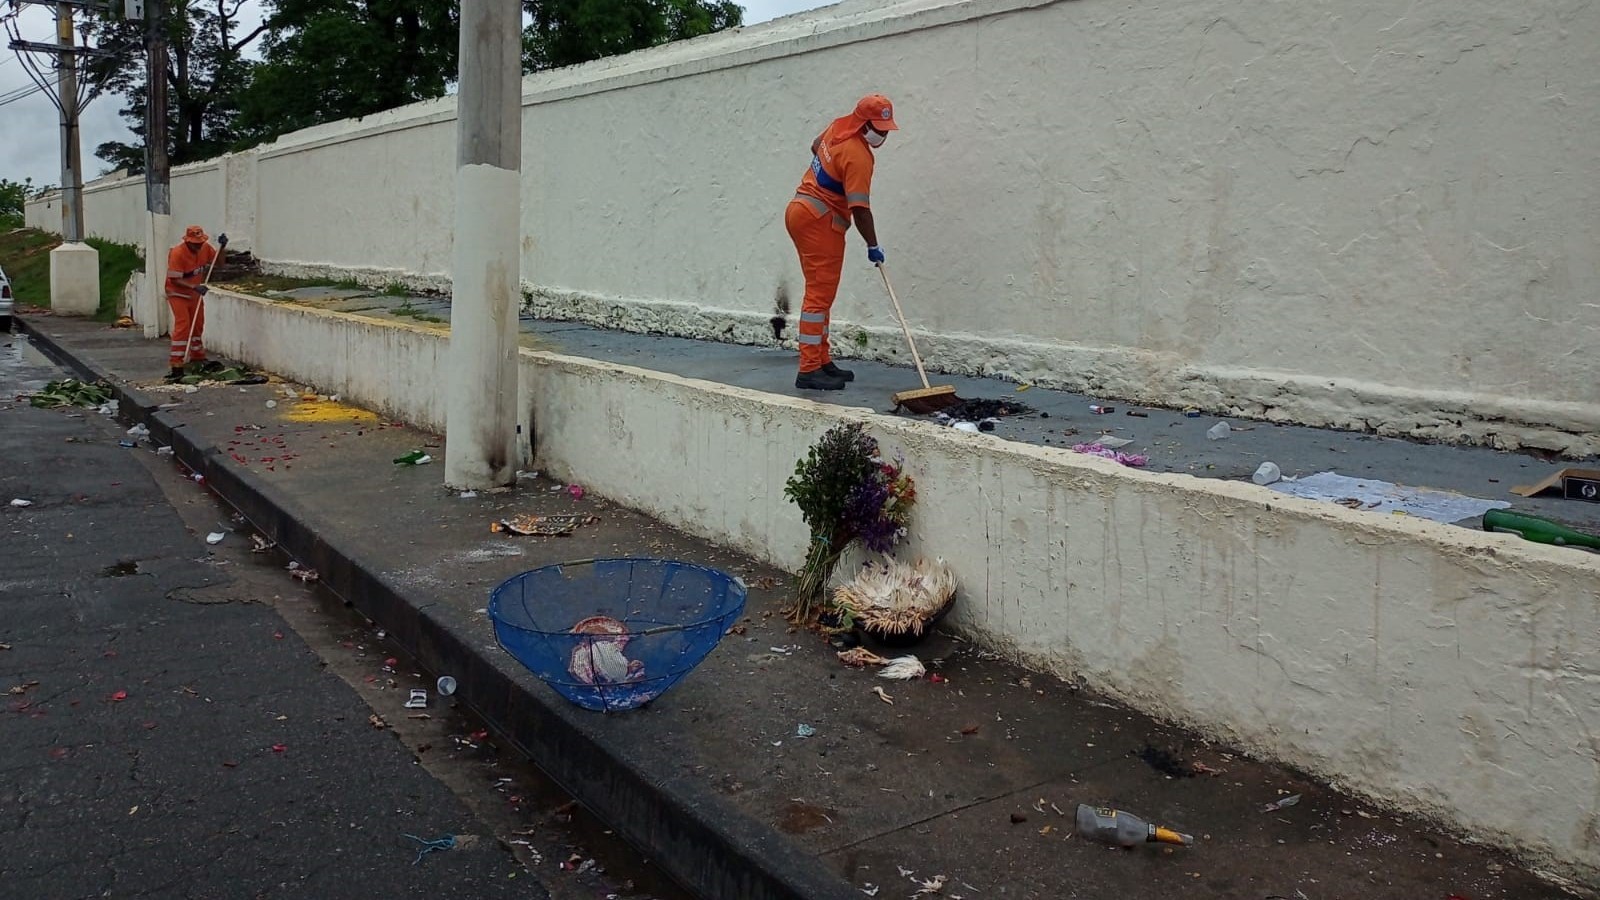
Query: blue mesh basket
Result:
<box><xmin>488</xmin><ymin>558</ymin><xmax>748</xmax><ymax>712</ymax></box>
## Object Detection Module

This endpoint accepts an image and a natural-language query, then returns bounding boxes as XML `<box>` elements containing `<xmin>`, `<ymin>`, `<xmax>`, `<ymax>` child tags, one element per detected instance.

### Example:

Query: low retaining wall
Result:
<box><xmin>200</xmin><ymin>288</ymin><xmax>1600</xmax><ymax>890</ymax></box>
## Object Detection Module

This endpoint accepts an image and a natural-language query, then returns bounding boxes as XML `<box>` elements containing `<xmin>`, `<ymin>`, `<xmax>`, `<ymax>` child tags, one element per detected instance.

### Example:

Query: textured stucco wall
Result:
<box><xmin>25</xmin><ymin>0</ymin><xmax>1600</xmax><ymax>453</ymax></box>
<box><xmin>196</xmin><ymin>288</ymin><xmax>1600</xmax><ymax>890</ymax></box>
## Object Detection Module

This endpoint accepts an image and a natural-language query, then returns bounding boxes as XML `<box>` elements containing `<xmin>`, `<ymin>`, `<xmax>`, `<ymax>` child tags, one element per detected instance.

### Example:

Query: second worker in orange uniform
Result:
<box><xmin>785</xmin><ymin>93</ymin><xmax>897</xmax><ymax>391</ymax></box>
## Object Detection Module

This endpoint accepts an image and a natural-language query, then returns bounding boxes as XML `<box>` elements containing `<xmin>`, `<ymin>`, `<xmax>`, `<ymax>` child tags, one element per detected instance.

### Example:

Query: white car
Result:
<box><xmin>0</xmin><ymin>263</ymin><xmax>12</xmax><ymax>330</ymax></box>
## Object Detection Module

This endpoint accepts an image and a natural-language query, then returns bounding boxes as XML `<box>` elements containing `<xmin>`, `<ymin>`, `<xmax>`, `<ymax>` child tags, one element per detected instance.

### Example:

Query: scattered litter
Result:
<box><xmin>1076</xmin><ymin>804</ymin><xmax>1192</xmax><ymax>847</ymax></box>
<box><xmin>251</xmin><ymin>534</ymin><xmax>275</xmax><ymax>553</ymax></box>
<box><xmin>29</xmin><ymin>378</ymin><xmax>113</xmax><ymax>409</ymax></box>
<box><xmin>490</xmin><ymin>513</ymin><xmax>599</xmax><ymax>536</ymax></box>
<box><xmin>271</xmin><ymin>744</ymin><xmax>287</xmax><ymax>753</ymax></box>
<box><xmin>393</xmin><ymin>450</ymin><xmax>431</xmax><ymax>466</ymax></box>
<box><xmin>404</xmin><ymin>689</ymin><xmax>429</xmax><ymax>709</ymax></box>
<box><xmin>118</xmin><ymin>440</ymin><xmax>136</xmax><ymax>448</ymax></box>
<box><xmin>796</xmin><ymin>724</ymin><xmax>816</xmax><ymax>738</ymax></box>
<box><xmin>1071</xmin><ymin>444</ymin><xmax>1149</xmax><ymax>467</ymax></box>
<box><xmin>942</xmin><ymin>398</ymin><xmax>1031</xmax><ymax>419</ymax></box>
<box><xmin>1269</xmin><ymin>472</ymin><xmax>1510</xmax><ymax>524</ymax></box>
<box><xmin>872</xmin><ymin>686</ymin><xmax>894</xmax><ymax>705</ymax></box>
<box><xmin>436</xmin><ymin>675</ymin><xmax>457</xmax><ymax>696</ymax></box>
<box><xmin>1091</xmin><ymin>434</ymin><xmax>1133</xmax><ymax>449</ymax></box>
<box><xmin>913</xmin><ymin>875</ymin><xmax>947</xmax><ymax>895</ymax></box>
<box><xmin>287</xmin><ymin>563</ymin><xmax>319</xmax><ymax>583</ymax></box>
<box><xmin>1090</xmin><ymin>404</ymin><xmax>1114</xmax><ymax>415</ymax></box>
<box><xmin>265</xmin><ymin>400</ymin><xmax>276</xmax><ymax>409</ymax></box>
<box><xmin>515</xmin><ymin>470</ymin><xmax>540</xmax><ymax>480</ymax></box>
<box><xmin>9</xmin><ymin>499</ymin><xmax>32</xmax><ymax>508</ymax></box>
<box><xmin>837</xmin><ymin>647</ymin><xmax>889</xmax><ymax>668</ymax></box>
<box><xmin>861</xmin><ymin>885</ymin><xmax>880</xmax><ymax>897</ymax></box>
<box><xmin>952</xmin><ymin>422</ymin><xmax>980</xmax><ymax>434</ymax></box>
<box><xmin>1252</xmin><ymin>462</ymin><xmax>1282</xmax><ymax>485</ymax></box>
<box><xmin>403</xmin><ymin>833</ymin><xmax>455</xmax><ymax>865</ymax></box>
<box><xmin>369</xmin><ymin>714</ymin><xmax>388</xmax><ymax>729</ymax></box>
<box><xmin>155</xmin><ymin>446</ymin><xmax>173</xmax><ymax>456</ymax></box>
<box><xmin>1206</xmin><ymin>421</ymin><xmax>1231</xmax><ymax>440</ymax></box>
<box><xmin>1190</xmin><ymin>761</ymin><xmax>1226</xmax><ymax>776</ymax></box>
<box><xmin>127</xmin><ymin>423</ymin><xmax>150</xmax><ymax>439</ymax></box>
<box><xmin>98</xmin><ymin>400</ymin><xmax>119</xmax><ymax>415</ymax></box>
<box><xmin>458</xmin><ymin>491</ymin><xmax>477</xmax><ymax>499</ymax></box>
<box><xmin>1125</xmin><ymin>409</ymin><xmax>1149</xmax><ymax>418</ymax></box>
<box><xmin>878</xmin><ymin>655</ymin><xmax>926</xmax><ymax>680</ymax></box>
<box><xmin>1261</xmin><ymin>793</ymin><xmax>1301</xmax><ymax>813</ymax></box>
<box><xmin>205</xmin><ymin>532</ymin><xmax>226</xmax><ymax>545</ymax></box>
<box><xmin>568</xmin><ymin>484</ymin><xmax>585</xmax><ymax>500</ymax></box>
<box><xmin>959</xmin><ymin>724</ymin><xmax>980</xmax><ymax>735</ymax></box>
<box><xmin>110</xmin><ymin>690</ymin><xmax>128</xmax><ymax>702</ymax></box>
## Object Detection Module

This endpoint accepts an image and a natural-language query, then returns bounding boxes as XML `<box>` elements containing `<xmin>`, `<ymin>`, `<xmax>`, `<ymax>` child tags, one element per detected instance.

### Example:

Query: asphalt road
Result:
<box><xmin>0</xmin><ymin>335</ymin><xmax>544</xmax><ymax>899</ymax></box>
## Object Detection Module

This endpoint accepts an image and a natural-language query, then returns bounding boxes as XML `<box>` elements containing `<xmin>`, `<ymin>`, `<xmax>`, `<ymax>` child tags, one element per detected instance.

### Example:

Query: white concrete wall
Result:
<box><xmin>197</xmin><ymin>287</ymin><xmax>1600</xmax><ymax>891</ymax></box>
<box><xmin>26</xmin><ymin>0</ymin><xmax>1600</xmax><ymax>456</ymax></box>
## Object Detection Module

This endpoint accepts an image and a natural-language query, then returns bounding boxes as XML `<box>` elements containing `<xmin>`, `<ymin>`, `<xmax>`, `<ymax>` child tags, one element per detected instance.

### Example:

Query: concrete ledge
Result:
<box><xmin>14</xmin><ymin>313</ymin><xmax>864</xmax><ymax>900</ymax></box>
<box><xmin>151</xmin><ymin>291</ymin><xmax>1600</xmax><ymax>886</ymax></box>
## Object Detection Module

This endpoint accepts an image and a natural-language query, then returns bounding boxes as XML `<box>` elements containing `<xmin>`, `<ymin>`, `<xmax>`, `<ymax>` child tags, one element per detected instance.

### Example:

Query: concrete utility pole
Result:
<box><xmin>444</xmin><ymin>0</ymin><xmax>523</xmax><ymax>490</ymax></box>
<box><xmin>55</xmin><ymin>2</ymin><xmax>84</xmax><ymax>242</ymax></box>
<box><xmin>141</xmin><ymin>0</ymin><xmax>170</xmax><ymax>339</ymax></box>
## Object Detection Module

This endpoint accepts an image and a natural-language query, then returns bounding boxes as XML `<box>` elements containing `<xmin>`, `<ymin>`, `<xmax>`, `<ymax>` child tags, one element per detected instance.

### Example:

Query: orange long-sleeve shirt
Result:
<box><xmin>166</xmin><ymin>242</ymin><xmax>217</xmax><ymax>301</ymax></box>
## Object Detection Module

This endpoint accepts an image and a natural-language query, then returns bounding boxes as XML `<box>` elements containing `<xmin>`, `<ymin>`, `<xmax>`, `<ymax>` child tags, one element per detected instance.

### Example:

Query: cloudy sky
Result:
<box><xmin>1</xmin><ymin>0</ymin><xmax>825</xmax><ymax>190</ymax></box>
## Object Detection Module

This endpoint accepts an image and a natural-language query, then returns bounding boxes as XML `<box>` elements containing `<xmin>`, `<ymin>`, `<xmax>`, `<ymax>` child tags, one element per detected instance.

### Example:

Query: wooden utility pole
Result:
<box><xmin>443</xmin><ymin>0</ymin><xmax>524</xmax><ymax>489</ymax></box>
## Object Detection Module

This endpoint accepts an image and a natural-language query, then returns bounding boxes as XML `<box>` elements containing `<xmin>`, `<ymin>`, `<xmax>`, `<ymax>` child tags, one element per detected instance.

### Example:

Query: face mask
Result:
<box><xmin>863</xmin><ymin>128</ymin><xmax>887</xmax><ymax>148</ymax></box>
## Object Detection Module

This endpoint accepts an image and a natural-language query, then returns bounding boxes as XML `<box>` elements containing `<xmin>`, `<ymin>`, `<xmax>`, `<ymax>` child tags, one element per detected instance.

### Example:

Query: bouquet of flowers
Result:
<box><xmin>782</xmin><ymin>423</ymin><xmax>916</xmax><ymax>626</ymax></box>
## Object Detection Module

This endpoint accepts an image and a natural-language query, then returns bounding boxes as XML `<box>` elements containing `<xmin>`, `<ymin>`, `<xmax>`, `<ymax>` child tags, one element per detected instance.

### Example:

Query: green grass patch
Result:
<box><xmin>85</xmin><ymin>237</ymin><xmax>143</xmax><ymax>322</ymax></box>
<box><xmin>0</xmin><ymin>228</ymin><xmax>60</xmax><ymax>308</ymax></box>
<box><xmin>381</xmin><ymin>282</ymin><xmax>410</xmax><ymax>297</ymax></box>
<box><xmin>0</xmin><ymin>228</ymin><xmax>143</xmax><ymax>322</ymax></box>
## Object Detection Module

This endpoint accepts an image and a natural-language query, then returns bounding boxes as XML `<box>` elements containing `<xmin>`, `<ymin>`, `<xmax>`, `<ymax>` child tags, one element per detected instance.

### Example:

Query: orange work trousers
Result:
<box><xmin>167</xmin><ymin>294</ymin><xmax>207</xmax><ymax>367</ymax></box>
<box><xmin>785</xmin><ymin>199</ymin><xmax>846</xmax><ymax>373</ymax></box>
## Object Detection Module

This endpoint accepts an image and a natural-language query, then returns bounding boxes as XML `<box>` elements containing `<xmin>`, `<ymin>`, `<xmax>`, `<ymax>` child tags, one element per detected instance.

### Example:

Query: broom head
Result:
<box><xmin>892</xmin><ymin>383</ymin><xmax>960</xmax><ymax>414</ymax></box>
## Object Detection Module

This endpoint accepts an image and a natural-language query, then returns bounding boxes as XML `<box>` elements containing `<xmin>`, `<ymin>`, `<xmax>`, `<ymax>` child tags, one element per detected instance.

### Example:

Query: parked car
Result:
<box><xmin>0</xmin><ymin>263</ymin><xmax>12</xmax><ymax>331</ymax></box>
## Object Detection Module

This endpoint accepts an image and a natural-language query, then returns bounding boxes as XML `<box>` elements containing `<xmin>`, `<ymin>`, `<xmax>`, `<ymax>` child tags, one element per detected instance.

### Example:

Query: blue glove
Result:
<box><xmin>196</xmin><ymin>285</ymin><xmax>209</xmax><ymax>296</ymax></box>
<box><xmin>867</xmin><ymin>245</ymin><xmax>885</xmax><ymax>265</ymax></box>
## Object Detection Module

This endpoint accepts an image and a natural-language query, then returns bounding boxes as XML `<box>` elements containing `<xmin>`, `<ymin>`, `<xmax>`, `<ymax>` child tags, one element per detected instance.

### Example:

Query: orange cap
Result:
<box><xmin>855</xmin><ymin>93</ymin><xmax>898</xmax><ymax>131</ymax></box>
<box><xmin>183</xmin><ymin>224</ymin><xmax>209</xmax><ymax>243</ymax></box>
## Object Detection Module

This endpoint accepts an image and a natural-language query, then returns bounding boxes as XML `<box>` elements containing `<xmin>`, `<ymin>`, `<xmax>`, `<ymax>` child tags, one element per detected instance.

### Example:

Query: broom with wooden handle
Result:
<box><xmin>877</xmin><ymin>263</ymin><xmax>959</xmax><ymax>413</ymax></box>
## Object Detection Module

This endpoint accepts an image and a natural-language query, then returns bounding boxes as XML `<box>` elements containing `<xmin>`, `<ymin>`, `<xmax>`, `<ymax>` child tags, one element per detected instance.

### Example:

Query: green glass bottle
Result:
<box><xmin>1483</xmin><ymin>509</ymin><xmax>1600</xmax><ymax>552</ymax></box>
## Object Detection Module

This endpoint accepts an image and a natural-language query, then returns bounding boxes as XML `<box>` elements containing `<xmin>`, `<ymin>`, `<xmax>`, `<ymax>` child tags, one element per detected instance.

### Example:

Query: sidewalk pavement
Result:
<box><xmin>15</xmin><ymin>311</ymin><xmax>1582</xmax><ymax>900</ymax></box>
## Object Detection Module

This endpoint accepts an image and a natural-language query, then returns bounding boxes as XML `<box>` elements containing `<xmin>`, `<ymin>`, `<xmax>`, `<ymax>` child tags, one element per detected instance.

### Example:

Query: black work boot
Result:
<box><xmin>795</xmin><ymin>369</ymin><xmax>847</xmax><ymax>391</ymax></box>
<box><xmin>820</xmin><ymin>362</ymin><xmax>854</xmax><ymax>382</ymax></box>
<box><xmin>164</xmin><ymin>366</ymin><xmax>185</xmax><ymax>382</ymax></box>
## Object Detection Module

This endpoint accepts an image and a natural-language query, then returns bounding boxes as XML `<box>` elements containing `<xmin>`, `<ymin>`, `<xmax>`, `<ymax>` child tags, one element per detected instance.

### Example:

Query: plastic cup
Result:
<box><xmin>436</xmin><ymin>675</ymin><xmax>457</xmax><ymax>696</ymax></box>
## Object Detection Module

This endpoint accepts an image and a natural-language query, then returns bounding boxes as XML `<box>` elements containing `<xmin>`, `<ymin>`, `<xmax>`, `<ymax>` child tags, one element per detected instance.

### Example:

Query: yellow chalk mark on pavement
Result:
<box><xmin>282</xmin><ymin>398</ymin><xmax>380</xmax><ymax>424</ymax></box>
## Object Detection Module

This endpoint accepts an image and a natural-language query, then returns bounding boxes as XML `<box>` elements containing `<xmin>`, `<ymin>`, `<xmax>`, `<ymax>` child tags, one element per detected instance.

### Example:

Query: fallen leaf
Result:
<box><xmin>6</xmin><ymin>681</ymin><xmax>40</xmax><ymax>695</ymax></box>
<box><xmin>128</xmin><ymin>805</ymin><xmax>139</xmax><ymax>816</ymax></box>
<box><xmin>141</xmin><ymin>721</ymin><xmax>157</xmax><ymax>730</ymax></box>
<box><xmin>222</xmin><ymin>760</ymin><xmax>238</xmax><ymax>768</ymax></box>
<box><xmin>49</xmin><ymin>747</ymin><xmax>68</xmax><ymax>760</ymax></box>
<box><xmin>369</xmin><ymin>714</ymin><xmax>387</xmax><ymax>729</ymax></box>
<box><xmin>959</xmin><ymin>724</ymin><xmax>980</xmax><ymax>735</ymax></box>
<box><xmin>1039</xmin><ymin>826</ymin><xmax>1054</xmax><ymax>835</ymax></box>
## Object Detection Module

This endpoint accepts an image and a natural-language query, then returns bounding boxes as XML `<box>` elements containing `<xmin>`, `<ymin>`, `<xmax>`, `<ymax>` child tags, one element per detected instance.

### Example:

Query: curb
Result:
<box><xmin>17</xmin><ymin>315</ymin><xmax>862</xmax><ymax>900</ymax></box>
